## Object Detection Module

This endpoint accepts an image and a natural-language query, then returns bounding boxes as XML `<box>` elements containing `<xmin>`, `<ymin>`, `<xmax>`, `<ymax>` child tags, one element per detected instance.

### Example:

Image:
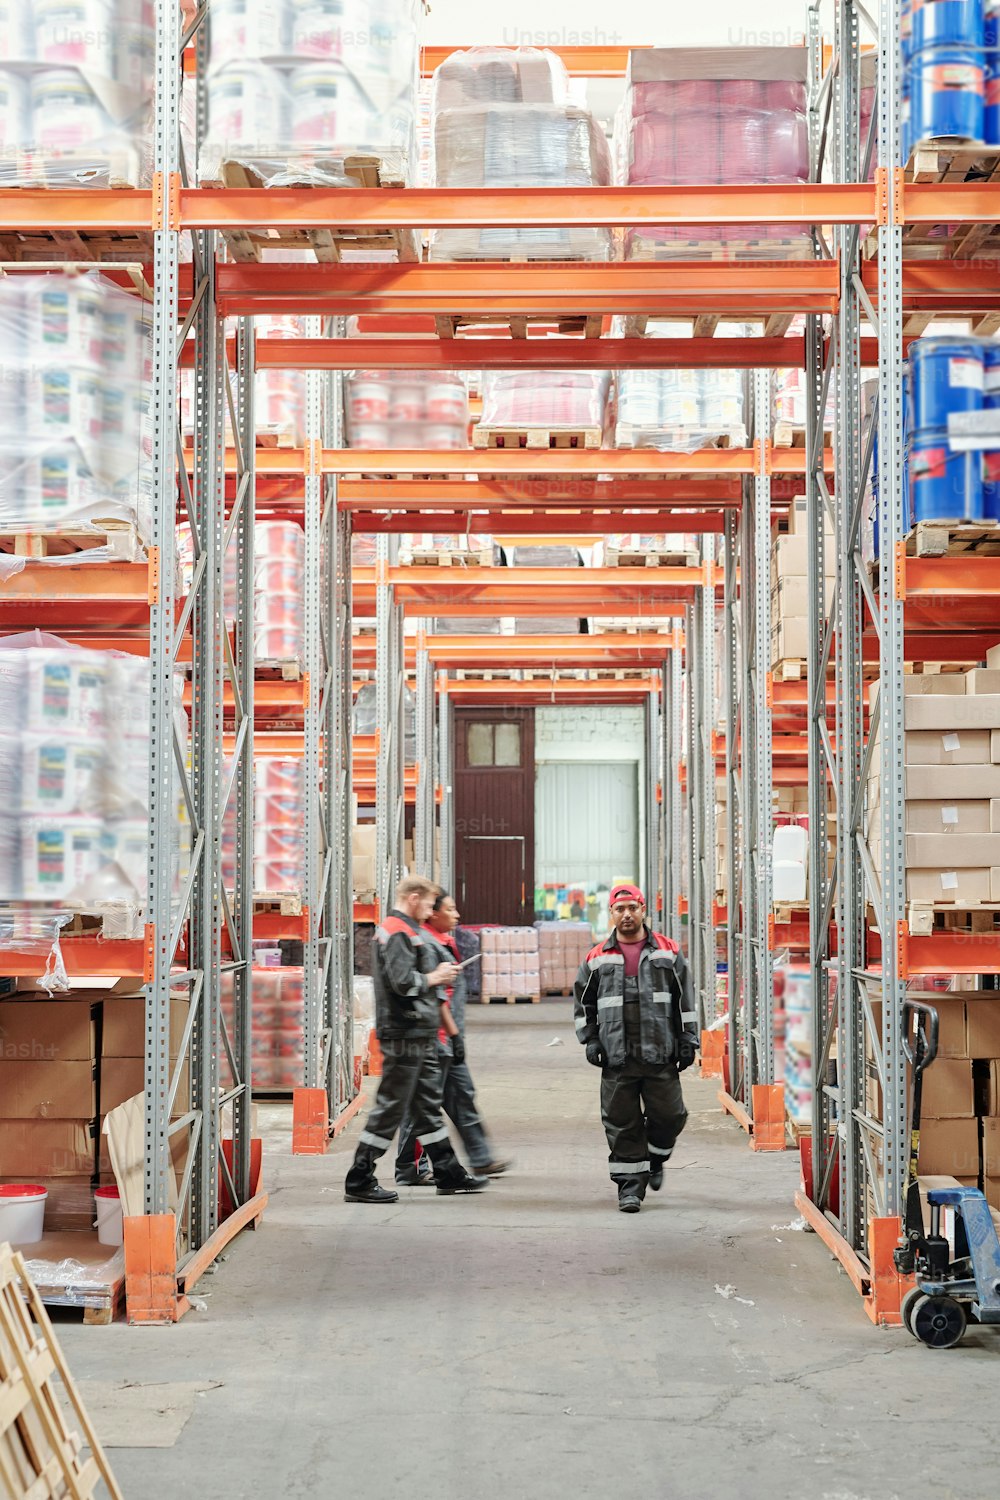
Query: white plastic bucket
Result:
<box><xmin>31</xmin><ymin>69</ymin><xmax>106</xmax><ymax>153</ymax></box>
<box><xmin>94</xmin><ymin>1184</ymin><xmax>123</xmax><ymax>1246</ymax></box>
<box><xmin>0</xmin><ymin>1184</ymin><xmax>47</xmax><ymax>1244</ymax></box>
<box><xmin>0</xmin><ymin>70</ymin><xmax>29</xmax><ymax>156</ymax></box>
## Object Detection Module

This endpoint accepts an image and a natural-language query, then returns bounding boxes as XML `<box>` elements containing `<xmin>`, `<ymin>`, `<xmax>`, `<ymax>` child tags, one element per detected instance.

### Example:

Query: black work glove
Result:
<box><xmin>677</xmin><ymin>1036</ymin><xmax>698</xmax><ymax>1073</ymax></box>
<box><xmin>585</xmin><ymin>1040</ymin><xmax>605</xmax><ymax>1069</ymax></box>
<box><xmin>451</xmin><ymin>1033</ymin><xmax>466</xmax><ymax>1065</ymax></box>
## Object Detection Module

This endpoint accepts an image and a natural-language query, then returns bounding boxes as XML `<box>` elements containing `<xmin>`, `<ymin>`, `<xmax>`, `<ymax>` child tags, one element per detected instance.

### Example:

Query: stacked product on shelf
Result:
<box><xmin>780</xmin><ymin>966</ymin><xmax>812</xmax><ymax>1135</ymax></box>
<box><xmin>477</xmin><ymin>370</ymin><xmax>609</xmax><ymax>445</ymax></box>
<box><xmin>592</xmin><ymin>531</ymin><xmax>699</xmax><ymax>566</ymax></box>
<box><xmin>904</xmin><ymin>335</ymin><xmax>1000</xmax><ymax>526</ymax></box>
<box><xmin>0</xmin><ymin>273</ymin><xmax>152</xmax><ymax>541</ymax></box>
<box><xmin>479</xmin><ymin>927</ymin><xmax>541</xmax><ymax>1002</ymax></box>
<box><xmin>619</xmin><ymin>47</ymin><xmax>810</xmax><ymax>262</ymax></box>
<box><xmin>535</xmin><ymin>920</ymin><xmax>593</xmax><ymax>995</ymax></box>
<box><xmin>353</xmin><ymin>681</ymin><xmax>416</xmax><ymax>761</ymax></box>
<box><xmin>199</xmin><ymin>0</ymin><xmax>422</xmax><ymax>191</ymax></box>
<box><xmin>429</xmin><ymin>47</ymin><xmax>613</xmax><ymax>262</ymax></box>
<box><xmin>506</xmin><ymin>543</ymin><xmax>587</xmax><ymax>635</ymax></box>
<box><xmin>352</xmin><ymin>823</ymin><xmax>376</xmax><ymax>899</ymax></box>
<box><xmin>866</xmin><ymin>667</ymin><xmax>1000</xmax><ymax>907</ymax></box>
<box><xmin>771</xmin><ymin>499</ymin><xmax>836</xmax><ymax>676</ymax></box>
<box><xmin>256</xmin><ymin>317</ymin><xmax>308</xmax><ymax>447</ymax></box>
<box><xmin>773</xmin><ymin>366</ymin><xmax>837</xmax><ymax>443</ymax></box>
<box><xmin>254</xmin><ymin>757</ymin><xmax>305</xmax><ymax>897</ymax></box>
<box><xmin>345</xmin><ymin>369</ymin><xmax>470</xmax><ymax>451</ymax></box>
<box><xmin>0</xmin><ymin>986</ymin><xmax>188</xmax><ymax>1237</ymax></box>
<box><xmin>0</xmin><ymin>0</ymin><xmax>154</xmax><ymax>188</ymax></box>
<box><xmin>613</xmin><ymin>367</ymin><xmax>746</xmax><ymax>452</ymax></box>
<box><xmin>0</xmin><ymin>640</ymin><xmax>186</xmax><ymax>921</ymax></box>
<box><xmin>221</xmin><ymin>968</ymin><xmax>305</xmax><ymax>1090</ymax></box>
<box><xmin>254</xmin><ymin>521</ymin><xmax>306</xmax><ymax>667</ymax></box>
<box><xmin>904</xmin><ymin>0</ymin><xmax>995</xmax><ymax>155</ymax></box>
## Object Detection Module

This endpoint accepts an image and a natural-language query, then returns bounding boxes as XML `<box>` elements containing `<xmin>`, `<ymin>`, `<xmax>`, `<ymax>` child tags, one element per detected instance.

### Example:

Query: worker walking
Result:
<box><xmin>395</xmin><ymin>890</ymin><xmax>510</xmax><ymax>1184</ymax></box>
<box><xmin>573</xmin><ymin>883</ymin><xmax>698</xmax><ymax>1213</ymax></box>
<box><xmin>345</xmin><ymin>876</ymin><xmax>489</xmax><ymax>1203</ymax></box>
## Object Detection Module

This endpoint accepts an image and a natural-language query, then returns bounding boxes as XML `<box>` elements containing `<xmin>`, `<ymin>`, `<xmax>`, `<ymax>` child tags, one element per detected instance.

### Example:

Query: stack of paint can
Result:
<box><xmin>906</xmin><ymin>0</ymin><xmax>987</xmax><ymax>152</ymax></box>
<box><xmin>254</xmin><ymin>521</ymin><xmax>305</xmax><ymax>667</ymax></box>
<box><xmin>907</xmin><ymin>336</ymin><xmax>989</xmax><ymax>523</ymax></box>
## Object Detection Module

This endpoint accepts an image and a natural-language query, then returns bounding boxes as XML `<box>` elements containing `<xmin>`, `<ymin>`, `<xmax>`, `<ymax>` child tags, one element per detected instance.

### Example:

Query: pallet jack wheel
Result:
<box><xmin>911</xmin><ymin>1294</ymin><xmax>967</xmax><ymax>1349</ymax></box>
<box><xmin>901</xmin><ymin>1286</ymin><xmax>926</xmax><ymax>1337</ymax></box>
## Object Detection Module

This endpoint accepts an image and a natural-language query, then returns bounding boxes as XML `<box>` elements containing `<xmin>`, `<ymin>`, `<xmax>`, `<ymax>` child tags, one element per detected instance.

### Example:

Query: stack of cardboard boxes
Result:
<box><xmin>352</xmin><ymin>825</ymin><xmax>376</xmax><ymax>900</ymax></box>
<box><xmin>770</xmin><ymin>501</ymin><xmax>836</xmax><ymax>675</ymax></box>
<box><xmin>536</xmin><ymin>922</ymin><xmax>593</xmax><ymax>996</ymax></box>
<box><xmin>479</xmin><ymin>928</ymin><xmax>541</xmax><ymax>1002</ymax></box>
<box><xmin>866</xmin><ymin>669</ymin><xmax>1000</xmax><ymax>907</ymax></box>
<box><xmin>0</xmin><ymin>987</ymin><xmax>188</xmax><ymax>1235</ymax></box>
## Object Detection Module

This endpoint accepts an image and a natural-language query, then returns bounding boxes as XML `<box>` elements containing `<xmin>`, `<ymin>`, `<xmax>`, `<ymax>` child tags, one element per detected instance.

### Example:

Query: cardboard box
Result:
<box><xmin>0</xmin><ymin>999</ymin><xmax>95</xmax><ymax>1063</ymax></box>
<box><xmin>983</xmin><ymin>1117</ymin><xmax>1000</xmax><ymax>1176</ymax></box>
<box><xmin>987</xmin><ymin>642</ymin><xmax>1000</xmax><ymax>670</ymax></box>
<box><xmin>894</xmin><ymin>802</ymin><xmax>991</xmax><ymax>835</ymax></box>
<box><xmin>868</xmin><ymin>677</ymin><xmax>967</xmax><ymax>715</ymax></box>
<box><xmin>901</xmin><ymin>833</ymin><xmax>1000</xmax><ymax>868</ymax></box>
<box><xmin>921</xmin><ymin>1058</ymin><xmax>975</xmax><ymax>1118</ymax></box>
<box><xmin>2</xmin><ymin>1176</ymin><xmax>95</xmax><ymax>1233</ymax></box>
<box><xmin>990</xmin><ymin>1060</ymin><xmax>1000</xmax><ymax>1115</ymax></box>
<box><xmin>965</xmin><ymin>670</ymin><xmax>1000</xmax><ymax>695</ymax></box>
<box><xmin>917</xmin><ymin>1117</ymin><xmax>980</xmax><ymax>1175</ymax></box>
<box><xmin>784</xmin><ymin>496</ymin><xmax>835</xmax><ymax>539</ymax></box>
<box><xmin>100</xmin><ymin>1056</ymin><xmax>190</xmax><ymax>1116</ymax></box>
<box><xmin>101</xmin><ymin>996</ymin><xmax>188</xmax><ymax>1059</ymax></box>
<box><xmin>771</xmin><ymin>618</ymin><xmax>810</xmax><ymax>663</ymax></box>
<box><xmin>772</xmin><ymin>534</ymin><xmax>836</xmax><ymax>580</ymax></box>
<box><xmin>905</xmin><ymin>730</ymin><xmax>991</xmax><ymax>765</ymax></box>
<box><xmin>0</xmin><ymin>1060</ymin><xmax>95</xmax><ymax>1119</ymax></box>
<box><xmin>965</xmin><ymin>995</ymin><xmax>1000</xmax><ymax>1056</ymax></box>
<box><xmin>904</xmin><ymin>764</ymin><xmax>1000</xmax><ymax>799</ymax></box>
<box><xmin>985</xmin><ymin>1178</ymin><xmax>1000</xmax><ymax>1212</ymax></box>
<box><xmin>771</xmin><ymin>575</ymin><xmax>834</xmax><ymax>616</ymax></box>
<box><xmin>907</xmin><ymin>695</ymin><xmax>1000</xmax><ymax>731</ymax></box>
<box><xmin>0</xmin><ymin>1119</ymin><xmax>95</xmax><ymax>1178</ymax></box>
<box><xmin>870</xmin><ymin>994</ymin><xmax>968</xmax><ymax>1060</ymax></box>
<box><xmin>902</xmin><ymin>868</ymin><xmax>993</xmax><ymax>904</ymax></box>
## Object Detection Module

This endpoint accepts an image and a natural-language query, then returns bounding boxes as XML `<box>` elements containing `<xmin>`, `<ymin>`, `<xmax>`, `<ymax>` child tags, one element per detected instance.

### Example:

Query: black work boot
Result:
<box><xmin>395</xmin><ymin>1170</ymin><xmax>435</xmax><ymax>1186</ymax></box>
<box><xmin>616</xmin><ymin>1175</ymin><xmax>647</xmax><ymax>1213</ymax></box>
<box><xmin>345</xmin><ymin>1147</ymin><xmax>398</xmax><ymax>1203</ymax></box>
<box><xmin>436</xmin><ymin>1171</ymin><xmax>489</xmax><ymax>1195</ymax></box>
<box><xmin>345</xmin><ymin>1182</ymin><xmax>399</xmax><ymax>1204</ymax></box>
<box><xmin>649</xmin><ymin>1148</ymin><xmax>672</xmax><ymax>1192</ymax></box>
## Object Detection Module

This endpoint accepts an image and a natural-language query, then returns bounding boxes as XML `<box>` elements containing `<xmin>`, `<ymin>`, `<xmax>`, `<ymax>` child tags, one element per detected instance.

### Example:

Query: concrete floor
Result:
<box><xmin>62</xmin><ymin>1004</ymin><xmax>1000</xmax><ymax>1500</ymax></box>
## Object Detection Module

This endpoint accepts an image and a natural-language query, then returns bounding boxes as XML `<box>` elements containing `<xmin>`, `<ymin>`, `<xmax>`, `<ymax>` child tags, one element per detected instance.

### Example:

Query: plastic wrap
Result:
<box><xmin>255</xmin><ymin>521</ymin><xmax>305</xmax><ymax>665</ymax></box>
<box><xmin>199</xmin><ymin>0</ymin><xmax>421</xmax><ymax>188</ymax></box>
<box><xmin>0</xmin><ymin>273</ymin><xmax>152</xmax><ymax>539</ymax></box>
<box><xmin>353</xmin><ymin>680</ymin><xmax>415</xmax><ymax>761</ymax></box>
<box><xmin>508</xmin><ymin>544</ymin><xmax>585</xmax><ymax>635</ymax></box>
<box><xmin>620</xmin><ymin>48</ymin><xmax>811</xmax><ymax>262</ymax></box>
<box><xmin>254</xmin><ymin>755</ymin><xmax>305</xmax><ymax>894</ymax></box>
<box><xmin>0</xmin><ymin>0</ymin><xmax>153</xmax><ymax>188</ymax></box>
<box><xmin>221</xmin><ymin>966</ymin><xmax>305</xmax><ymax>1089</ymax></box>
<box><xmin>345</xmin><ymin>369</ymin><xmax>469</xmax><ymax>450</ymax></box>
<box><xmin>479</xmin><ymin>925</ymin><xmax>540</xmax><ymax>999</ymax></box>
<box><xmin>479</xmin><ymin>372</ymin><xmax>609</xmax><ymax>434</ymax></box>
<box><xmin>0</xmin><ymin>634</ymin><xmax>187</xmax><ymax>926</ymax></box>
<box><xmin>614</xmin><ymin>368</ymin><xmax>746</xmax><ymax>451</ymax></box>
<box><xmin>430</xmin><ymin>48</ymin><xmax>612</xmax><ymax>261</ymax></box>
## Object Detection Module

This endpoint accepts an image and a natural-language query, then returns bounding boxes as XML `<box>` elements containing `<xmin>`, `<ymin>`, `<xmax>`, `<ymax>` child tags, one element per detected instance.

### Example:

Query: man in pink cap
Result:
<box><xmin>573</xmin><ymin>883</ymin><xmax>698</xmax><ymax>1212</ymax></box>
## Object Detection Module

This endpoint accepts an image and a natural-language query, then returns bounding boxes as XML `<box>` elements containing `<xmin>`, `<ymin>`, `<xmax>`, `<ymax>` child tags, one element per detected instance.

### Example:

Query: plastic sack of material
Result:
<box><xmin>199</xmin><ymin>0</ymin><xmax>421</xmax><ymax>190</ymax></box>
<box><xmin>345</xmin><ymin>369</ymin><xmax>469</xmax><ymax>450</ymax></box>
<box><xmin>432</xmin><ymin>47</ymin><xmax>569</xmax><ymax>110</ymax></box>
<box><xmin>432</xmin><ymin>617</ymin><xmax>502</xmax><ymax>635</ymax></box>
<box><xmin>430</xmin><ymin>50</ymin><xmax>613</xmax><ymax>261</ymax></box>
<box><xmin>255</xmin><ymin>520</ymin><xmax>305</xmax><ymax>666</ymax></box>
<box><xmin>480</xmin><ymin>372</ymin><xmax>609</xmax><ymax>434</ymax></box>
<box><xmin>614</xmin><ymin>368</ymin><xmax>747</xmax><ymax>451</ymax></box>
<box><xmin>619</xmin><ymin>48</ymin><xmax>811</xmax><ymax>262</ymax></box>
<box><xmin>507</xmin><ymin>545</ymin><xmax>585</xmax><ymax>635</ymax></box>
<box><xmin>0</xmin><ymin>0</ymin><xmax>154</xmax><ymax>189</ymax></box>
<box><xmin>0</xmin><ymin>272</ymin><xmax>152</xmax><ymax>538</ymax></box>
<box><xmin>353</xmin><ymin>680</ymin><xmax>416</xmax><ymax>761</ymax></box>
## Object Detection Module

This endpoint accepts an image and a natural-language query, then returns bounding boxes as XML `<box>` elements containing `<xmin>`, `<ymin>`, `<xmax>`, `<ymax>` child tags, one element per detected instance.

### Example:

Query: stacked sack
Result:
<box><xmin>200</xmin><ymin>0</ymin><xmax>422</xmax><ymax>189</ymax></box>
<box><xmin>619</xmin><ymin>47</ymin><xmax>810</xmax><ymax>262</ymax></box>
<box><xmin>0</xmin><ymin>274</ymin><xmax>151</xmax><ymax>537</ymax></box>
<box><xmin>0</xmin><ymin>640</ymin><xmax>186</xmax><ymax>909</ymax></box>
<box><xmin>536</xmin><ymin>920</ymin><xmax>593</xmax><ymax>995</ymax></box>
<box><xmin>480</xmin><ymin>927</ymin><xmax>540</xmax><ymax>1001</ymax></box>
<box><xmin>429</xmin><ymin>47</ymin><xmax>613</xmax><ymax>262</ymax></box>
<box><xmin>0</xmin><ymin>0</ymin><xmax>154</xmax><ymax>187</ymax></box>
<box><xmin>479</xmin><ymin>370</ymin><xmax>609</xmax><ymax>437</ymax></box>
<box><xmin>345</xmin><ymin>370</ymin><xmax>469</xmax><ymax>450</ymax></box>
<box><xmin>615</xmin><ymin>368</ymin><xmax>746</xmax><ymax>451</ymax></box>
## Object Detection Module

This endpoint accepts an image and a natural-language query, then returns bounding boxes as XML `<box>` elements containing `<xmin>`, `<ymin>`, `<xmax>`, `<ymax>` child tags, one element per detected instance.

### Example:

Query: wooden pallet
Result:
<box><xmin>255</xmin><ymin>428</ymin><xmax>301</xmax><ymax>450</ymax></box>
<box><xmin>473</xmin><ymin>426</ymin><xmax>603</xmax><ymax>451</ymax></box>
<box><xmin>623</xmin><ymin>310</ymin><xmax>795</xmax><ymax>339</ymax></box>
<box><xmin>252</xmin><ymin>892</ymin><xmax>303</xmax><ymax>917</ymax></box>
<box><xmin>898</xmin><ymin>141</ymin><xmax>1000</xmax><ymax>265</ymax></box>
<box><xmin>9</xmin><ymin>905</ymin><xmax>146</xmax><ymax>943</ymax></box>
<box><xmin>19</xmin><ymin>1236</ymin><xmax>126</xmax><ymax>1328</ymax></box>
<box><xmin>434</xmin><ymin>311</ymin><xmax>604</xmax><ymax>341</ymax></box>
<box><xmin>771</xmin><ymin>657</ymin><xmax>808</xmax><ymax>683</ymax></box>
<box><xmin>0</xmin><ymin>520</ymin><xmax>146</xmax><ymax>561</ymax></box>
<box><xmin>429</xmin><ymin>241</ymin><xmax>610</xmax><ymax>265</ymax></box>
<box><xmin>773</xmin><ymin>424</ymin><xmax>832</xmax><ymax>450</ymax></box>
<box><xmin>540</xmin><ymin>986</ymin><xmax>572</xmax><ymax>997</ymax></box>
<box><xmin>0</xmin><ymin>1243</ymin><xmax>123</xmax><ymax>1497</ymax></box>
<box><xmin>614</xmin><ymin>425</ymin><xmax>741</xmax><ymax>452</ymax></box>
<box><xmin>625</xmin><ymin>238</ymin><xmax>815</xmax><ymax>264</ymax></box>
<box><xmin>905</xmin><ymin>519</ymin><xmax>1000</xmax><ymax>558</ymax></box>
<box><xmin>204</xmin><ymin>156</ymin><xmax>419</xmax><ymax>264</ymax></box>
<box><xmin>906</xmin><ymin>903</ymin><xmax>1000</xmax><ymax>938</ymax></box>
<box><xmin>3</xmin><ymin>148</ymin><xmax>143</xmax><ymax>191</ymax></box>
<box><xmin>605</xmin><ymin>546</ymin><xmax>700</xmax><ymax>568</ymax></box>
<box><xmin>255</xmin><ymin>657</ymin><xmax>304</xmax><ymax>681</ymax></box>
<box><xmin>399</xmin><ymin>547</ymin><xmax>493</xmax><ymax>568</ymax></box>
<box><xmin>479</xmin><ymin>993</ymin><xmax>542</xmax><ymax>1005</ymax></box>
<box><xmin>591</xmin><ymin>619</ymin><xmax>675</xmax><ymax>635</ymax></box>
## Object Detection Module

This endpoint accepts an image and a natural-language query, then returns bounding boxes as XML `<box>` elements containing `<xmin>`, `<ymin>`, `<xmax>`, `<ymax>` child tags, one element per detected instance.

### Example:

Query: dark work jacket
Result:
<box><xmin>420</xmin><ymin>925</ymin><xmax>468</xmax><ymax>1047</ymax></box>
<box><xmin>373</xmin><ymin>909</ymin><xmax>441</xmax><ymax>1041</ymax></box>
<box><xmin>572</xmin><ymin>926</ymin><xmax>698</xmax><ymax>1069</ymax></box>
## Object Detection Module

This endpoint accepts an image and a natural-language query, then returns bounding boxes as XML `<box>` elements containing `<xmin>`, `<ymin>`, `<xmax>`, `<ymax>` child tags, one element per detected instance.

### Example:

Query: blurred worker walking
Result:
<box><xmin>573</xmin><ymin>883</ymin><xmax>698</xmax><ymax>1213</ymax></box>
<box><xmin>345</xmin><ymin>876</ymin><xmax>489</xmax><ymax>1203</ymax></box>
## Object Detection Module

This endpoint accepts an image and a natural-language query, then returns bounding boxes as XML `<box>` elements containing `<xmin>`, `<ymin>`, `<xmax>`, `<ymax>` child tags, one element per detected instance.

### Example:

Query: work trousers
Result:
<box><xmin>396</xmin><ymin>1052</ymin><xmax>493</xmax><ymax>1176</ymax></box>
<box><xmin>346</xmin><ymin>1036</ymin><xmax>465</xmax><ymax>1192</ymax></box>
<box><xmin>600</xmin><ymin>1055</ymin><xmax>687</xmax><ymax>1200</ymax></box>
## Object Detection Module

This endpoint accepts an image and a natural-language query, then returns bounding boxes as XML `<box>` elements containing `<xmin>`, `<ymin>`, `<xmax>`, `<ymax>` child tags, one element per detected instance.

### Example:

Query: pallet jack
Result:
<box><xmin>894</xmin><ymin>999</ymin><xmax>1000</xmax><ymax>1348</ymax></box>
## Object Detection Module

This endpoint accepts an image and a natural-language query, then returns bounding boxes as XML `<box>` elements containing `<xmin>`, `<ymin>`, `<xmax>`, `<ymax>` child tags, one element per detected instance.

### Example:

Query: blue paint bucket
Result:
<box><xmin>908</xmin><ymin>337</ymin><xmax>984</xmax><ymax>431</ymax></box>
<box><xmin>903</xmin><ymin>0</ymin><xmax>914</xmax><ymax>64</ymax></box>
<box><xmin>909</xmin><ymin>46</ymin><xmax>985</xmax><ymax>143</ymax></box>
<box><xmin>909</xmin><ymin>432</ymin><xmax>983</xmax><ymax>521</ymax></box>
<box><xmin>983</xmin><ymin>343</ymin><xmax>1000</xmax><ymax>518</ymax></box>
<box><xmin>986</xmin><ymin>7</ymin><xmax>1000</xmax><ymax>143</ymax></box>
<box><xmin>911</xmin><ymin>0</ymin><xmax>984</xmax><ymax>53</ymax></box>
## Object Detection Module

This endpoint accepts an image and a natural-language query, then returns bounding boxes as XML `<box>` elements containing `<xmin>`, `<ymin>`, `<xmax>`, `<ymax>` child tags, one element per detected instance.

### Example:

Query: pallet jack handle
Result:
<box><xmin>895</xmin><ymin>999</ymin><xmax>940</xmax><ymax>1274</ymax></box>
<box><xmin>901</xmin><ymin>998</ymin><xmax>939</xmax><ymax>1078</ymax></box>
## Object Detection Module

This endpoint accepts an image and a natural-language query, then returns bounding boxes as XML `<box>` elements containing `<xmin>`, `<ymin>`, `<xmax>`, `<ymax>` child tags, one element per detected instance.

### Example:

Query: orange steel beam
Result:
<box><xmin>256</xmin><ymin>335</ymin><xmax>807</xmax><ymax>372</ymax></box>
<box><xmin>420</xmin><ymin>45</ymin><xmax>644</xmax><ymax>75</ymax></box>
<box><xmin>353</xmin><ymin>633</ymin><xmax>679</xmax><ymax>669</ymax></box>
<box><xmin>245</xmin><ymin>447</ymin><xmax>833</xmax><ymax>478</ymax></box>
<box><xmin>444</xmin><ymin>677</ymin><xmax>659</xmax><ymax>703</ymax></box>
<box><xmin>213</xmin><ymin>259</ymin><xmax>840</xmax><ymax>319</ymax></box>
<box><xmin>336</xmin><ymin>477</ymin><xmax>802</xmax><ymax>505</ymax></box>
<box><xmin>348</xmin><ymin>510</ymin><xmax>728</xmax><ymax>534</ymax></box>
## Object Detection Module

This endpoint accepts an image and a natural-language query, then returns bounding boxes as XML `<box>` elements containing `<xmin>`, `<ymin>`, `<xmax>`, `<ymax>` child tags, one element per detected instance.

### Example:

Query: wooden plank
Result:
<box><xmin>473</xmin><ymin>426</ymin><xmax>603</xmax><ymax>451</ymax></box>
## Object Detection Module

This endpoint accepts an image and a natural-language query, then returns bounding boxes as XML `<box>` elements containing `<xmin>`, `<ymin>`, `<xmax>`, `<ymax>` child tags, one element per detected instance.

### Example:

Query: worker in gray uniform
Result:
<box><xmin>345</xmin><ymin>875</ymin><xmax>489</xmax><ymax>1204</ymax></box>
<box><xmin>573</xmin><ymin>882</ymin><xmax>698</xmax><ymax>1213</ymax></box>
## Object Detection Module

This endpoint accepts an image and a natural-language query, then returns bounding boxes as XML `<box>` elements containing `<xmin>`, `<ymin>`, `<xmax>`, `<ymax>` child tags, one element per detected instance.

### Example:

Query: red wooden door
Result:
<box><xmin>453</xmin><ymin>708</ymin><xmax>534</xmax><ymax>925</ymax></box>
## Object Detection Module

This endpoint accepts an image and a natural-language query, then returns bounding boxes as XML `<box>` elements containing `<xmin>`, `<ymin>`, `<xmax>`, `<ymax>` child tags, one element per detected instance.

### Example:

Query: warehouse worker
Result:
<box><xmin>573</xmin><ymin>882</ymin><xmax>698</xmax><ymax>1213</ymax></box>
<box><xmin>395</xmin><ymin>890</ymin><xmax>510</xmax><ymax>1184</ymax></box>
<box><xmin>345</xmin><ymin>876</ymin><xmax>489</xmax><ymax>1203</ymax></box>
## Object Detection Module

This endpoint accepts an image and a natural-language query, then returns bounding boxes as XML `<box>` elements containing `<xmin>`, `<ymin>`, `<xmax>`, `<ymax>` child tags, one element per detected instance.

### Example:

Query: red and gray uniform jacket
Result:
<box><xmin>373</xmin><ymin>909</ymin><xmax>441</xmax><ymax>1042</ymax></box>
<box><xmin>572</xmin><ymin>927</ymin><xmax>698</xmax><ymax>1069</ymax></box>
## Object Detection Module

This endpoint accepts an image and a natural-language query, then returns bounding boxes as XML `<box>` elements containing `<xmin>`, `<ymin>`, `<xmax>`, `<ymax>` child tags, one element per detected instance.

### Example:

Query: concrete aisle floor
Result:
<box><xmin>63</xmin><ymin>1004</ymin><xmax>999</xmax><ymax>1500</ymax></box>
